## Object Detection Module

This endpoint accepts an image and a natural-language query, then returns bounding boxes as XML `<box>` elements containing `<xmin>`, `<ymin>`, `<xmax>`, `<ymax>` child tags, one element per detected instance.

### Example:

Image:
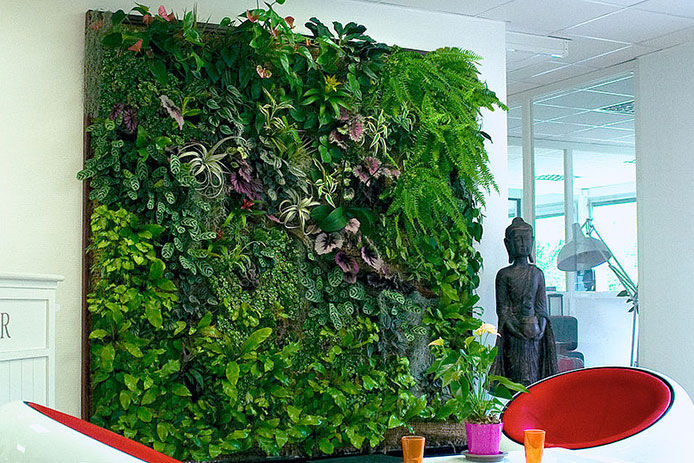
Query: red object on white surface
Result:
<box><xmin>0</xmin><ymin>401</ymin><xmax>182</xmax><ymax>462</ymax></box>
<box><xmin>499</xmin><ymin>367</ymin><xmax>694</xmax><ymax>462</ymax></box>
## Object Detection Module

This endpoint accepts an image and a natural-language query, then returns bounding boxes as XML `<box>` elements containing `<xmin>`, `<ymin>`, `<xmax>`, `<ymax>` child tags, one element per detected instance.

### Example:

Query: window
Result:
<box><xmin>535</xmin><ymin>214</ymin><xmax>565</xmax><ymax>290</ymax></box>
<box><xmin>534</xmin><ymin>148</ymin><xmax>566</xmax><ymax>290</ymax></box>
<box><xmin>591</xmin><ymin>200</ymin><xmax>637</xmax><ymax>291</ymax></box>
<box><xmin>508</xmin><ymin>72</ymin><xmax>637</xmax><ymax>367</ymax></box>
<box><xmin>508</xmin><ymin>198</ymin><xmax>521</xmax><ymax>218</ymax></box>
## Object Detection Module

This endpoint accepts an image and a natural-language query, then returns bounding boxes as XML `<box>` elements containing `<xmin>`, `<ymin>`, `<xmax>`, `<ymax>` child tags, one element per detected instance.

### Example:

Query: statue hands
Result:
<box><xmin>534</xmin><ymin>317</ymin><xmax>547</xmax><ymax>340</ymax></box>
<box><xmin>503</xmin><ymin>319</ymin><xmax>526</xmax><ymax>339</ymax></box>
<box><xmin>504</xmin><ymin>317</ymin><xmax>547</xmax><ymax>340</ymax></box>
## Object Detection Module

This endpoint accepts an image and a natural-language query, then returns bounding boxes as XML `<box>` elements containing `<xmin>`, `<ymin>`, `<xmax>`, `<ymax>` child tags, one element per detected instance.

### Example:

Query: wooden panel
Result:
<box><xmin>0</xmin><ymin>298</ymin><xmax>48</xmax><ymax>353</ymax></box>
<box><xmin>0</xmin><ymin>361</ymin><xmax>8</xmax><ymax>404</ymax></box>
<box><xmin>0</xmin><ymin>357</ymin><xmax>49</xmax><ymax>405</ymax></box>
<box><xmin>33</xmin><ymin>357</ymin><xmax>47</xmax><ymax>404</ymax></box>
<box><xmin>9</xmin><ymin>360</ymin><xmax>22</xmax><ymax>401</ymax></box>
<box><xmin>0</xmin><ymin>274</ymin><xmax>61</xmax><ymax>407</ymax></box>
<box><xmin>21</xmin><ymin>359</ymin><xmax>33</xmax><ymax>400</ymax></box>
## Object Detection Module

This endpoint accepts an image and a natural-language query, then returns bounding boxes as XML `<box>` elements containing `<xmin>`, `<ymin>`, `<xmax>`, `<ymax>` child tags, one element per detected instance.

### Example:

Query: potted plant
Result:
<box><xmin>428</xmin><ymin>323</ymin><xmax>527</xmax><ymax>456</ymax></box>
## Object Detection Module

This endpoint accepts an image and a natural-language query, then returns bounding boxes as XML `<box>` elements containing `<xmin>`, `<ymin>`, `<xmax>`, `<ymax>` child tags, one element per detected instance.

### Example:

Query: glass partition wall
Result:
<box><xmin>507</xmin><ymin>72</ymin><xmax>637</xmax><ymax>368</ymax></box>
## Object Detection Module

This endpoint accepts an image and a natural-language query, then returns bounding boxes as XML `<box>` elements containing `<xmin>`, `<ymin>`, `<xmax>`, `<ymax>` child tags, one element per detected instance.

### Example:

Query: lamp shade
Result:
<box><xmin>557</xmin><ymin>223</ymin><xmax>611</xmax><ymax>271</ymax></box>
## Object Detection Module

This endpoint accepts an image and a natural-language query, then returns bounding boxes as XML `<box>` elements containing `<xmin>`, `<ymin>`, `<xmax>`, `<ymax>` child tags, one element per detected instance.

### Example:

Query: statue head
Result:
<box><xmin>505</xmin><ymin>217</ymin><xmax>534</xmax><ymax>263</ymax></box>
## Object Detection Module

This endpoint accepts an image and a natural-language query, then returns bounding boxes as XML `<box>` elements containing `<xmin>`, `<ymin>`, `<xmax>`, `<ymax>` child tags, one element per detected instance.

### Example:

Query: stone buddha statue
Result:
<box><xmin>492</xmin><ymin>217</ymin><xmax>558</xmax><ymax>386</ymax></box>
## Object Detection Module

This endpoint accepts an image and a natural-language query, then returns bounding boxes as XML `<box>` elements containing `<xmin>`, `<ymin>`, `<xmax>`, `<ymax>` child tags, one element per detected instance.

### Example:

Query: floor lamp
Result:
<box><xmin>557</xmin><ymin>220</ymin><xmax>639</xmax><ymax>367</ymax></box>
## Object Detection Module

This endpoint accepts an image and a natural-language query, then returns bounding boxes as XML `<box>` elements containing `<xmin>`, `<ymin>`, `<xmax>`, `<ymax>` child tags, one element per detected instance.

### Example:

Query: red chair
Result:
<box><xmin>0</xmin><ymin>401</ymin><xmax>182</xmax><ymax>462</ymax></box>
<box><xmin>500</xmin><ymin>367</ymin><xmax>694</xmax><ymax>462</ymax></box>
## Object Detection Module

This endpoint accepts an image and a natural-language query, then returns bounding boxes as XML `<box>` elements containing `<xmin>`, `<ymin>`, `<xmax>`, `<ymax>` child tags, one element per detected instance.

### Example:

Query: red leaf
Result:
<box><xmin>246</xmin><ymin>10</ymin><xmax>259</xmax><ymax>22</ymax></box>
<box><xmin>158</xmin><ymin>5</ymin><xmax>173</xmax><ymax>22</ymax></box>
<box><xmin>285</xmin><ymin>16</ymin><xmax>295</xmax><ymax>28</ymax></box>
<box><xmin>128</xmin><ymin>39</ymin><xmax>143</xmax><ymax>53</ymax></box>
<box><xmin>142</xmin><ymin>14</ymin><xmax>154</xmax><ymax>25</ymax></box>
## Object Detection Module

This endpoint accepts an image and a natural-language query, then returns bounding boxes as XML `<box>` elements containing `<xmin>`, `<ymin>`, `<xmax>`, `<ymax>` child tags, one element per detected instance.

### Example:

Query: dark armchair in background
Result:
<box><xmin>551</xmin><ymin>315</ymin><xmax>585</xmax><ymax>372</ymax></box>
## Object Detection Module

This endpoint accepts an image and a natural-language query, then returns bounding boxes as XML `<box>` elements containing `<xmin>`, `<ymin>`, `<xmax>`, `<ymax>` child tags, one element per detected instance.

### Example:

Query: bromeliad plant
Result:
<box><xmin>428</xmin><ymin>323</ymin><xmax>527</xmax><ymax>424</ymax></box>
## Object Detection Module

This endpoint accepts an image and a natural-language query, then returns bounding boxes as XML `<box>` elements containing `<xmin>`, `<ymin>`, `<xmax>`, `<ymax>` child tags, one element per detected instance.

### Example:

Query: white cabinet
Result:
<box><xmin>0</xmin><ymin>273</ymin><xmax>63</xmax><ymax>407</ymax></box>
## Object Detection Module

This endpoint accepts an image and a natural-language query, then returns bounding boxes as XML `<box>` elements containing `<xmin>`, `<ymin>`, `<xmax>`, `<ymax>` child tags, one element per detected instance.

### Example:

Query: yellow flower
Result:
<box><xmin>324</xmin><ymin>75</ymin><xmax>342</xmax><ymax>93</ymax></box>
<box><xmin>474</xmin><ymin>323</ymin><xmax>499</xmax><ymax>337</ymax></box>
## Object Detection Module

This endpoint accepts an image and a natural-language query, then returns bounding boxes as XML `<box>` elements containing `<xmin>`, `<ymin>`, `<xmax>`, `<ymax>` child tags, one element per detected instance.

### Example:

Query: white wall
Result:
<box><xmin>0</xmin><ymin>0</ymin><xmax>506</xmax><ymax>416</ymax></box>
<box><xmin>637</xmin><ymin>42</ymin><xmax>694</xmax><ymax>396</ymax></box>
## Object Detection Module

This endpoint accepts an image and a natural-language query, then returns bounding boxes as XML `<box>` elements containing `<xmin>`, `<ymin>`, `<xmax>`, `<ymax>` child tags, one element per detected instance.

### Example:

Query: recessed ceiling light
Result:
<box><xmin>598</xmin><ymin>101</ymin><xmax>634</xmax><ymax>115</ymax></box>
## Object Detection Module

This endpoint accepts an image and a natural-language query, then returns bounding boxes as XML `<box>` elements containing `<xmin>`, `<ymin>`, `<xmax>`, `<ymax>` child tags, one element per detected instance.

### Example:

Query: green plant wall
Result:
<box><xmin>80</xmin><ymin>3</ymin><xmax>505</xmax><ymax>461</ymax></box>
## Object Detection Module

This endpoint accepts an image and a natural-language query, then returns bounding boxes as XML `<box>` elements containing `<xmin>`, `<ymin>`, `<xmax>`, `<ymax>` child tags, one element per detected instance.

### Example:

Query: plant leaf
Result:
<box><xmin>240</xmin><ymin>327</ymin><xmax>272</xmax><ymax>355</ymax></box>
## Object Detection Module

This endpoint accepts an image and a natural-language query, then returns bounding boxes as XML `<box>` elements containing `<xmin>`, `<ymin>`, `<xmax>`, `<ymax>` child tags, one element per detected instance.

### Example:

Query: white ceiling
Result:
<box><xmin>363</xmin><ymin>0</ymin><xmax>694</xmax><ymax>96</ymax></box>
<box><xmin>508</xmin><ymin>73</ymin><xmax>635</xmax><ymax>148</ymax></box>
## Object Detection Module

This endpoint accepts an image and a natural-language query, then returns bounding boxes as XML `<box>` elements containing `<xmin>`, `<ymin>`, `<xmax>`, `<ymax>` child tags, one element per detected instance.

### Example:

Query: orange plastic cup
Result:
<box><xmin>402</xmin><ymin>435</ymin><xmax>425</xmax><ymax>463</ymax></box>
<box><xmin>524</xmin><ymin>429</ymin><xmax>545</xmax><ymax>463</ymax></box>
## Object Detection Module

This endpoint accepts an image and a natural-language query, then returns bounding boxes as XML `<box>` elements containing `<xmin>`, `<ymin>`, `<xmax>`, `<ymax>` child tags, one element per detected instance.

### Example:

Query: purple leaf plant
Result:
<box><xmin>160</xmin><ymin>95</ymin><xmax>184</xmax><ymax>130</ymax></box>
<box><xmin>109</xmin><ymin>103</ymin><xmax>138</xmax><ymax>134</ymax></box>
<box><xmin>315</xmin><ymin>233</ymin><xmax>344</xmax><ymax>255</ymax></box>
<box><xmin>229</xmin><ymin>158</ymin><xmax>262</xmax><ymax>200</ymax></box>
<box><xmin>335</xmin><ymin>251</ymin><xmax>360</xmax><ymax>283</ymax></box>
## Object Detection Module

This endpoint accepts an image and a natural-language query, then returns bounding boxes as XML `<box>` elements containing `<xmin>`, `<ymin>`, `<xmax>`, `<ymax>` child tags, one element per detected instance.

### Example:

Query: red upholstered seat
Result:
<box><xmin>502</xmin><ymin>367</ymin><xmax>672</xmax><ymax>449</ymax></box>
<box><xmin>26</xmin><ymin>402</ymin><xmax>182</xmax><ymax>463</ymax></box>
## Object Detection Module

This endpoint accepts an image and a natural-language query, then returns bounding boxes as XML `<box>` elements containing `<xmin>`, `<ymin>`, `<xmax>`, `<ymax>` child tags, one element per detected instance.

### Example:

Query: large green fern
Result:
<box><xmin>377</xmin><ymin>47</ymin><xmax>504</xmax><ymax>203</ymax></box>
<box><xmin>372</xmin><ymin>47</ymin><xmax>504</xmax><ymax>288</ymax></box>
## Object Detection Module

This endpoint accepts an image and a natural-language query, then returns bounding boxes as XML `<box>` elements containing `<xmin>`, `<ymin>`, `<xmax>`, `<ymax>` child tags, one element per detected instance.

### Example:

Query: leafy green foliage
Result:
<box><xmin>82</xmin><ymin>3</ymin><xmax>506</xmax><ymax>461</ymax></box>
<box><xmin>428</xmin><ymin>327</ymin><xmax>528</xmax><ymax>423</ymax></box>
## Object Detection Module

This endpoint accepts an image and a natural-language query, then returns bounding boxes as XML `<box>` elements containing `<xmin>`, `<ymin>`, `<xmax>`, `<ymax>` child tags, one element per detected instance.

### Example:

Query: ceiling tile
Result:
<box><xmin>563</xmin><ymin>9</ymin><xmax>694</xmax><ymax>43</ymax></box>
<box><xmin>537</xmin><ymin>90</ymin><xmax>632</xmax><ymax>110</ymax></box>
<box><xmin>586</xmin><ymin>75</ymin><xmax>634</xmax><ymax>95</ymax></box>
<box><xmin>578</xmin><ymin>44</ymin><xmax>655</xmax><ymax>67</ymax></box>
<box><xmin>478</xmin><ymin>0</ymin><xmax>618</xmax><ymax>35</ymax></box>
<box><xmin>506</xmin><ymin>51</ymin><xmax>554</xmax><ymax>72</ymax></box>
<box><xmin>636</xmin><ymin>0</ymin><xmax>694</xmax><ymax>19</ymax></box>
<box><xmin>507</xmin><ymin>49</ymin><xmax>537</xmax><ymax>65</ymax></box>
<box><xmin>532</xmin><ymin>104</ymin><xmax>586</xmax><ymax>120</ymax></box>
<box><xmin>508</xmin><ymin>61</ymin><xmax>567</xmax><ymax>81</ymax></box>
<box><xmin>552</xmin><ymin>110</ymin><xmax>633</xmax><ymax>125</ymax></box>
<box><xmin>571</xmin><ymin>126</ymin><xmax>634</xmax><ymax>140</ymax></box>
<box><xmin>527</xmin><ymin>63</ymin><xmax>597</xmax><ymax>86</ymax></box>
<box><xmin>534</xmin><ymin>121</ymin><xmax>594</xmax><ymax>136</ymax></box>
<box><xmin>583</xmin><ymin>0</ymin><xmax>644</xmax><ymax>5</ymax></box>
<box><xmin>375</xmin><ymin>0</ymin><xmax>512</xmax><ymax>15</ymax></box>
<box><xmin>606</xmin><ymin>119</ymin><xmax>635</xmax><ymax>130</ymax></box>
<box><xmin>612</xmin><ymin>134</ymin><xmax>636</xmax><ymax>144</ymax></box>
<box><xmin>639</xmin><ymin>25</ymin><xmax>694</xmax><ymax>49</ymax></box>
<box><xmin>551</xmin><ymin>35</ymin><xmax>629</xmax><ymax>65</ymax></box>
<box><xmin>508</xmin><ymin>80</ymin><xmax>540</xmax><ymax>95</ymax></box>
<box><xmin>565</xmin><ymin>134</ymin><xmax>624</xmax><ymax>145</ymax></box>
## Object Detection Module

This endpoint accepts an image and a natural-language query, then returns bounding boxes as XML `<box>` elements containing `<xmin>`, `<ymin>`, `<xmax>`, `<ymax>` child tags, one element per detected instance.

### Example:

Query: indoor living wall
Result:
<box><xmin>80</xmin><ymin>3</ymin><xmax>505</xmax><ymax>461</ymax></box>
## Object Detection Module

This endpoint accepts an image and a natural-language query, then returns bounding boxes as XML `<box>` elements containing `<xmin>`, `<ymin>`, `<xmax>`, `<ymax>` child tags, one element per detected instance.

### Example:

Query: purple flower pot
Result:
<box><xmin>465</xmin><ymin>421</ymin><xmax>503</xmax><ymax>455</ymax></box>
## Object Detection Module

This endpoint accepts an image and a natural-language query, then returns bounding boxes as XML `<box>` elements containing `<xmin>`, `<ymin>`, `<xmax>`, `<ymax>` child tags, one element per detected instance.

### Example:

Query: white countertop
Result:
<box><xmin>424</xmin><ymin>448</ymin><xmax>635</xmax><ymax>463</ymax></box>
